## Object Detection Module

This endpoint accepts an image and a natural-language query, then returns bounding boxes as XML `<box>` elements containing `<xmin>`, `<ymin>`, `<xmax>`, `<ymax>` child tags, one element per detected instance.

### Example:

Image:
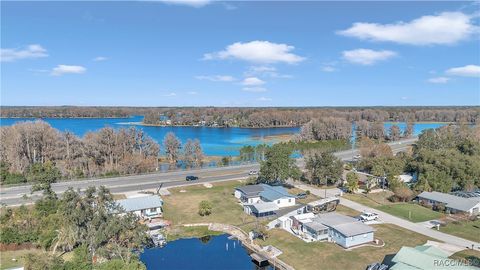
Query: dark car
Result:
<box><xmin>296</xmin><ymin>193</ymin><xmax>307</xmax><ymax>199</ymax></box>
<box><xmin>186</xmin><ymin>175</ymin><xmax>199</xmax><ymax>181</ymax></box>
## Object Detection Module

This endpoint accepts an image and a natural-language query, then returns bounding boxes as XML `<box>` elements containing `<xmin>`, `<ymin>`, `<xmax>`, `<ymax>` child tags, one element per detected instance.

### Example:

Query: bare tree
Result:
<box><xmin>163</xmin><ymin>132</ymin><xmax>181</xmax><ymax>163</ymax></box>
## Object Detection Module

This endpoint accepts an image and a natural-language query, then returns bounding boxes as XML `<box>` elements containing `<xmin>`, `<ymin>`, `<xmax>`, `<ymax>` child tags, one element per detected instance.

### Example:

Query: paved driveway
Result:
<box><xmin>294</xmin><ymin>183</ymin><xmax>480</xmax><ymax>251</ymax></box>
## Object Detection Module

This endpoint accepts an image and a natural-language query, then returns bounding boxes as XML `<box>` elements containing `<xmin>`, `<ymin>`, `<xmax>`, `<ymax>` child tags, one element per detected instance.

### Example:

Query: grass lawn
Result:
<box><xmin>440</xmin><ymin>219</ymin><xmax>480</xmax><ymax>243</ymax></box>
<box><xmin>376</xmin><ymin>204</ymin><xmax>444</xmax><ymax>223</ymax></box>
<box><xmin>450</xmin><ymin>249</ymin><xmax>480</xmax><ymax>268</ymax></box>
<box><xmin>163</xmin><ymin>180</ymin><xmax>255</xmax><ymax>227</ymax></box>
<box><xmin>166</xmin><ymin>225</ymin><xmax>223</xmax><ymax>242</ymax></box>
<box><xmin>256</xmin><ymin>223</ymin><xmax>431</xmax><ymax>270</ymax></box>
<box><xmin>0</xmin><ymin>249</ymin><xmax>44</xmax><ymax>270</ymax></box>
<box><xmin>344</xmin><ymin>192</ymin><xmax>444</xmax><ymax>223</ymax></box>
<box><xmin>343</xmin><ymin>191</ymin><xmax>394</xmax><ymax>208</ymax></box>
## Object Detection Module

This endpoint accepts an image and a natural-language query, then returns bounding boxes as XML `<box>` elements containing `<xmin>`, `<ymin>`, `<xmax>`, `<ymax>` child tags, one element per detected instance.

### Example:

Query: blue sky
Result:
<box><xmin>1</xmin><ymin>1</ymin><xmax>479</xmax><ymax>106</ymax></box>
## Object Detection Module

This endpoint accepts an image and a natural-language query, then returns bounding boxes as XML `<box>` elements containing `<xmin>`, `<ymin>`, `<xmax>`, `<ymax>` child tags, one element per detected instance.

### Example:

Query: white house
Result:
<box><xmin>235</xmin><ymin>184</ymin><xmax>296</xmax><ymax>216</ymax></box>
<box><xmin>116</xmin><ymin>195</ymin><xmax>163</xmax><ymax>219</ymax></box>
<box><xmin>417</xmin><ymin>191</ymin><xmax>480</xmax><ymax>216</ymax></box>
<box><xmin>281</xmin><ymin>212</ymin><xmax>375</xmax><ymax>248</ymax></box>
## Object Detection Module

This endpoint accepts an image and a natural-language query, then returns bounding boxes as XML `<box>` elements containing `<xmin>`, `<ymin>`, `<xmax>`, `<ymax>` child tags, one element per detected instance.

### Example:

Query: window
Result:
<box><xmin>150</xmin><ymin>208</ymin><xmax>157</xmax><ymax>212</ymax></box>
<box><xmin>350</xmin><ymin>236</ymin><xmax>353</xmax><ymax>240</ymax></box>
<box><xmin>277</xmin><ymin>200</ymin><xmax>280</xmax><ymax>204</ymax></box>
<box><xmin>288</xmin><ymin>199</ymin><xmax>291</xmax><ymax>203</ymax></box>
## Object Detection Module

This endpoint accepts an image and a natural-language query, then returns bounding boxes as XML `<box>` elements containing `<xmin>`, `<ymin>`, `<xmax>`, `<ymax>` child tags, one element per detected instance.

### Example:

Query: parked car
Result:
<box><xmin>186</xmin><ymin>175</ymin><xmax>199</xmax><ymax>181</ymax></box>
<box><xmin>296</xmin><ymin>193</ymin><xmax>307</xmax><ymax>199</ymax></box>
<box><xmin>248</xmin><ymin>170</ymin><xmax>258</xmax><ymax>175</ymax></box>
<box><xmin>360</xmin><ymin>211</ymin><xmax>379</xmax><ymax>222</ymax></box>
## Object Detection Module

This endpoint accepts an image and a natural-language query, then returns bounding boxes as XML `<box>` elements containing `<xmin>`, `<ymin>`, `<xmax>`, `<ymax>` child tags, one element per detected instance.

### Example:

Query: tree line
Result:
<box><xmin>253</xmin><ymin>124</ymin><xmax>479</xmax><ymax>196</ymax></box>
<box><xmin>0</xmin><ymin>121</ymin><xmax>204</xmax><ymax>185</ymax></box>
<box><xmin>2</xmin><ymin>106</ymin><xmax>478</xmax><ymax>128</ymax></box>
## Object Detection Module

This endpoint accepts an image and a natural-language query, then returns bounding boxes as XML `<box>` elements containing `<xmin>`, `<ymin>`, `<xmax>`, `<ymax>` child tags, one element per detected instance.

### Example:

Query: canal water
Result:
<box><xmin>0</xmin><ymin>116</ymin><xmax>447</xmax><ymax>156</ymax></box>
<box><xmin>140</xmin><ymin>234</ymin><xmax>263</xmax><ymax>270</ymax></box>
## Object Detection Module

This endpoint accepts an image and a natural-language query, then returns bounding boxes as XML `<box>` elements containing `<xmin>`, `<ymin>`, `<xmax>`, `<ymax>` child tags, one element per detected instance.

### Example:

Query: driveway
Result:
<box><xmin>294</xmin><ymin>183</ymin><xmax>480</xmax><ymax>251</ymax></box>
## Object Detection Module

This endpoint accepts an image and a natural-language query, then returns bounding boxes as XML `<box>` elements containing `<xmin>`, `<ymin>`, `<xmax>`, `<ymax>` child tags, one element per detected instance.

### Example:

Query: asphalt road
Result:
<box><xmin>0</xmin><ymin>137</ymin><xmax>417</xmax><ymax>206</ymax></box>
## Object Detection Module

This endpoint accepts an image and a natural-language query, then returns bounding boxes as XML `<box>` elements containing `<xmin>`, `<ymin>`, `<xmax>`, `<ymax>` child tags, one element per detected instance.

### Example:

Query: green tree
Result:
<box><xmin>198</xmin><ymin>200</ymin><xmax>213</xmax><ymax>216</ymax></box>
<box><xmin>258</xmin><ymin>144</ymin><xmax>300</xmax><ymax>184</ymax></box>
<box><xmin>239</xmin><ymin>145</ymin><xmax>255</xmax><ymax>162</ymax></box>
<box><xmin>304</xmin><ymin>152</ymin><xmax>343</xmax><ymax>186</ymax></box>
<box><xmin>345</xmin><ymin>172</ymin><xmax>359</xmax><ymax>193</ymax></box>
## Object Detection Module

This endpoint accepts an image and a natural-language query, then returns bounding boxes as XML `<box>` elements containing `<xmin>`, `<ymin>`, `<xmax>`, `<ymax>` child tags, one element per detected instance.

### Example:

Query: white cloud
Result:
<box><xmin>242</xmin><ymin>77</ymin><xmax>265</xmax><ymax>86</ymax></box>
<box><xmin>242</xmin><ymin>87</ymin><xmax>267</xmax><ymax>92</ymax></box>
<box><xmin>446</xmin><ymin>65</ymin><xmax>480</xmax><ymax>77</ymax></box>
<box><xmin>1</xmin><ymin>44</ymin><xmax>48</xmax><ymax>62</ymax></box>
<box><xmin>163</xmin><ymin>92</ymin><xmax>177</xmax><ymax>97</ymax></box>
<box><xmin>427</xmin><ymin>77</ymin><xmax>451</xmax><ymax>84</ymax></box>
<box><xmin>93</xmin><ymin>56</ymin><xmax>108</xmax><ymax>61</ymax></box>
<box><xmin>203</xmin><ymin>40</ymin><xmax>305</xmax><ymax>64</ymax></box>
<box><xmin>321</xmin><ymin>66</ymin><xmax>337</xmax><ymax>72</ymax></box>
<box><xmin>342</xmin><ymin>49</ymin><xmax>397</xmax><ymax>65</ymax></box>
<box><xmin>51</xmin><ymin>65</ymin><xmax>86</xmax><ymax>76</ymax></box>
<box><xmin>155</xmin><ymin>0</ymin><xmax>211</xmax><ymax>7</ymax></box>
<box><xmin>338</xmin><ymin>12</ymin><xmax>478</xmax><ymax>45</ymax></box>
<box><xmin>245</xmin><ymin>66</ymin><xmax>292</xmax><ymax>78</ymax></box>
<box><xmin>401</xmin><ymin>96</ymin><xmax>409</xmax><ymax>100</ymax></box>
<box><xmin>187</xmin><ymin>91</ymin><xmax>198</xmax><ymax>95</ymax></box>
<box><xmin>257</xmin><ymin>97</ymin><xmax>272</xmax><ymax>101</ymax></box>
<box><xmin>195</xmin><ymin>75</ymin><xmax>236</xmax><ymax>82</ymax></box>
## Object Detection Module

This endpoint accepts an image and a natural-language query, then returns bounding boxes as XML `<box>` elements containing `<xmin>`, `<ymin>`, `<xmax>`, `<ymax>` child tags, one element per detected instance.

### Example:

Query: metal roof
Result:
<box><xmin>116</xmin><ymin>195</ymin><xmax>163</xmax><ymax>212</ymax></box>
<box><xmin>246</xmin><ymin>202</ymin><xmax>279</xmax><ymax>213</ymax></box>
<box><xmin>235</xmin><ymin>184</ymin><xmax>294</xmax><ymax>201</ymax></box>
<box><xmin>314</xmin><ymin>212</ymin><xmax>375</xmax><ymax>237</ymax></box>
<box><xmin>418</xmin><ymin>191</ymin><xmax>480</xmax><ymax>212</ymax></box>
<box><xmin>259</xmin><ymin>184</ymin><xmax>295</xmax><ymax>201</ymax></box>
<box><xmin>304</xmin><ymin>221</ymin><xmax>328</xmax><ymax>232</ymax></box>
<box><xmin>235</xmin><ymin>185</ymin><xmax>264</xmax><ymax>197</ymax></box>
<box><xmin>391</xmin><ymin>245</ymin><xmax>476</xmax><ymax>270</ymax></box>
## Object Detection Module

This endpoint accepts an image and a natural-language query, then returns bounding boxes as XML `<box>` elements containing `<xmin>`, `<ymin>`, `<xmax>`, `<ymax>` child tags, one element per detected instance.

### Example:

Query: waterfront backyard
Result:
<box><xmin>160</xmin><ymin>180</ymin><xmax>452</xmax><ymax>270</ymax></box>
<box><xmin>255</xmin><ymin>223</ymin><xmax>433</xmax><ymax>270</ymax></box>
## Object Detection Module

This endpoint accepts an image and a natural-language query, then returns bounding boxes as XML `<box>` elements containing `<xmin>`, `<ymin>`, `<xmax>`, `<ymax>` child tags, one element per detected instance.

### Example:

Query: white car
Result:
<box><xmin>248</xmin><ymin>170</ymin><xmax>258</xmax><ymax>175</ymax></box>
<box><xmin>360</xmin><ymin>212</ymin><xmax>379</xmax><ymax>222</ymax></box>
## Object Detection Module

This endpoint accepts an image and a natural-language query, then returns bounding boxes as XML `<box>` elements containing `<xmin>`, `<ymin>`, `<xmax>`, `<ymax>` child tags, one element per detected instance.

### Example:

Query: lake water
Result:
<box><xmin>140</xmin><ymin>234</ymin><xmax>259</xmax><ymax>270</ymax></box>
<box><xmin>0</xmin><ymin>116</ymin><xmax>447</xmax><ymax>156</ymax></box>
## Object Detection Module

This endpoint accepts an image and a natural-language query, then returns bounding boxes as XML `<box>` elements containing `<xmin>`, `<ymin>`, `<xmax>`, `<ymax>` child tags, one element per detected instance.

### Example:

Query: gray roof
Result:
<box><xmin>259</xmin><ymin>184</ymin><xmax>295</xmax><ymax>201</ymax></box>
<box><xmin>314</xmin><ymin>212</ymin><xmax>375</xmax><ymax>237</ymax></box>
<box><xmin>246</xmin><ymin>202</ymin><xmax>279</xmax><ymax>213</ymax></box>
<box><xmin>418</xmin><ymin>191</ymin><xmax>480</xmax><ymax>212</ymax></box>
<box><xmin>236</xmin><ymin>184</ymin><xmax>294</xmax><ymax>201</ymax></box>
<box><xmin>235</xmin><ymin>185</ymin><xmax>264</xmax><ymax>198</ymax></box>
<box><xmin>304</xmin><ymin>221</ymin><xmax>328</xmax><ymax>232</ymax></box>
<box><xmin>116</xmin><ymin>195</ymin><xmax>163</xmax><ymax>212</ymax></box>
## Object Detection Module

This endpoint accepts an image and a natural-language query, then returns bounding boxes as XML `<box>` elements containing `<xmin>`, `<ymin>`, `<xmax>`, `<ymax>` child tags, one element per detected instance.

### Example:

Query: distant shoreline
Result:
<box><xmin>0</xmin><ymin>116</ymin><xmax>131</xmax><ymax>119</ymax></box>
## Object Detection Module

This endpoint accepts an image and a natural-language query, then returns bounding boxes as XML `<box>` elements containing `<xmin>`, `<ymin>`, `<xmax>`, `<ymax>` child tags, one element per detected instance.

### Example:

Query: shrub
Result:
<box><xmin>198</xmin><ymin>200</ymin><xmax>213</xmax><ymax>216</ymax></box>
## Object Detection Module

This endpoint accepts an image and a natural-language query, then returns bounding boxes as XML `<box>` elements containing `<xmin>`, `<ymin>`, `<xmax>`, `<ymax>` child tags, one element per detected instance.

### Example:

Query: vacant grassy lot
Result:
<box><xmin>343</xmin><ymin>191</ymin><xmax>393</xmax><ymax>208</ymax></box>
<box><xmin>163</xmin><ymin>180</ymin><xmax>255</xmax><ymax>226</ymax></box>
<box><xmin>0</xmin><ymin>249</ymin><xmax>44</xmax><ymax>269</ymax></box>
<box><xmin>344</xmin><ymin>192</ymin><xmax>444</xmax><ymax>223</ymax></box>
<box><xmin>377</xmin><ymin>204</ymin><xmax>444</xmax><ymax>223</ymax></box>
<box><xmin>440</xmin><ymin>219</ymin><xmax>480</xmax><ymax>243</ymax></box>
<box><xmin>256</xmin><ymin>223</ymin><xmax>431</xmax><ymax>270</ymax></box>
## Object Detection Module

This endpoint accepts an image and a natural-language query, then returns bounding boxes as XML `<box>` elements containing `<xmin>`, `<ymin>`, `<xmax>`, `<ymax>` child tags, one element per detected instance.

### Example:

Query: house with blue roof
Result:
<box><xmin>235</xmin><ymin>184</ymin><xmax>296</xmax><ymax>217</ymax></box>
